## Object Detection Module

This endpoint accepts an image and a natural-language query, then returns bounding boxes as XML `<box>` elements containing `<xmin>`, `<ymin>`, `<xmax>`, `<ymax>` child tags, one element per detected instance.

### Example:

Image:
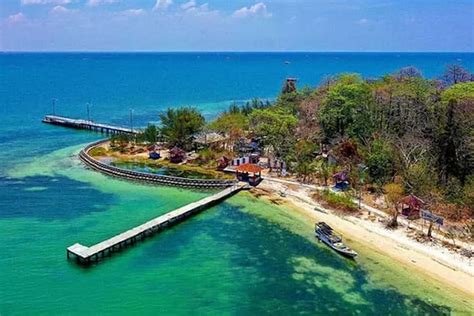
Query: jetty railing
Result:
<box><xmin>79</xmin><ymin>140</ymin><xmax>238</xmax><ymax>188</ymax></box>
<box><xmin>42</xmin><ymin>115</ymin><xmax>138</xmax><ymax>135</ymax></box>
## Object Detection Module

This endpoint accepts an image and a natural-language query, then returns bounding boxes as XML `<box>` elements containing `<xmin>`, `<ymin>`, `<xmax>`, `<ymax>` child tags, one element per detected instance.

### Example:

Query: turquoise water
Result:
<box><xmin>0</xmin><ymin>53</ymin><xmax>473</xmax><ymax>315</ymax></box>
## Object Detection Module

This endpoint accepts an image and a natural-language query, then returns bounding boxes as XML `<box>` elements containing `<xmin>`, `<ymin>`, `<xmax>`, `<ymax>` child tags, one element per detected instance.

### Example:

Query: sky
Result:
<box><xmin>0</xmin><ymin>0</ymin><xmax>473</xmax><ymax>52</ymax></box>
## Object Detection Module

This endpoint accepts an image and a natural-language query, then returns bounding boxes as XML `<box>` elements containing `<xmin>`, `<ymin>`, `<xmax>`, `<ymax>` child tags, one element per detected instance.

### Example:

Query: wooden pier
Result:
<box><xmin>67</xmin><ymin>182</ymin><xmax>248</xmax><ymax>265</ymax></box>
<box><xmin>42</xmin><ymin>115</ymin><xmax>138</xmax><ymax>135</ymax></box>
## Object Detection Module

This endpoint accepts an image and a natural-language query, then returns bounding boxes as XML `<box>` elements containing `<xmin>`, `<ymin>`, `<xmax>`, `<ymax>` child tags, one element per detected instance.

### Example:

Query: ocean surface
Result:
<box><xmin>0</xmin><ymin>52</ymin><xmax>473</xmax><ymax>315</ymax></box>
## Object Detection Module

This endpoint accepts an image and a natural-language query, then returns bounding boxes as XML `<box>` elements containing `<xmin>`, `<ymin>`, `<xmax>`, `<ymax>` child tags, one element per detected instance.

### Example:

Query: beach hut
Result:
<box><xmin>234</xmin><ymin>137</ymin><xmax>261</xmax><ymax>156</ymax></box>
<box><xmin>193</xmin><ymin>132</ymin><xmax>227</xmax><ymax>149</ymax></box>
<box><xmin>169</xmin><ymin>146</ymin><xmax>186</xmax><ymax>163</ymax></box>
<box><xmin>216</xmin><ymin>156</ymin><xmax>230</xmax><ymax>171</ymax></box>
<box><xmin>236</xmin><ymin>163</ymin><xmax>262</xmax><ymax>186</ymax></box>
<box><xmin>149</xmin><ymin>151</ymin><xmax>161</xmax><ymax>160</ymax></box>
<box><xmin>333</xmin><ymin>171</ymin><xmax>349</xmax><ymax>191</ymax></box>
<box><xmin>399</xmin><ymin>195</ymin><xmax>425</xmax><ymax>219</ymax></box>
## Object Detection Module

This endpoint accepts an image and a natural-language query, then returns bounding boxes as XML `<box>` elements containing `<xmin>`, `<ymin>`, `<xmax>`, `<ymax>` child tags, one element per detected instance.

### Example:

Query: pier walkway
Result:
<box><xmin>42</xmin><ymin>115</ymin><xmax>138</xmax><ymax>135</ymax></box>
<box><xmin>67</xmin><ymin>182</ymin><xmax>248</xmax><ymax>265</ymax></box>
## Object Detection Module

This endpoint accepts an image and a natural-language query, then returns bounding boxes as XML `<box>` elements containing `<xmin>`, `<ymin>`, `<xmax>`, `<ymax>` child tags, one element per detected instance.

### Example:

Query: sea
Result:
<box><xmin>0</xmin><ymin>52</ymin><xmax>473</xmax><ymax>315</ymax></box>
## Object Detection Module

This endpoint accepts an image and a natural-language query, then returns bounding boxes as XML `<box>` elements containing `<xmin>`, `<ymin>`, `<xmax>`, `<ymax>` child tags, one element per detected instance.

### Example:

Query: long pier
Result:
<box><xmin>67</xmin><ymin>182</ymin><xmax>248</xmax><ymax>265</ymax></box>
<box><xmin>42</xmin><ymin>115</ymin><xmax>138</xmax><ymax>135</ymax></box>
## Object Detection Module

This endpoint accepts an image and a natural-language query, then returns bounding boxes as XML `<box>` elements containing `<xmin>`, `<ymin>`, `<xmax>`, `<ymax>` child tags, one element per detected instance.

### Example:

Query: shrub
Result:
<box><xmin>89</xmin><ymin>146</ymin><xmax>107</xmax><ymax>157</ymax></box>
<box><xmin>313</xmin><ymin>189</ymin><xmax>358</xmax><ymax>213</ymax></box>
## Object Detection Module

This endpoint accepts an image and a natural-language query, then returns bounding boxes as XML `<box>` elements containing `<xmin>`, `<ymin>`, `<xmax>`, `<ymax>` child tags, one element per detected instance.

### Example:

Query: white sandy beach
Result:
<box><xmin>253</xmin><ymin>178</ymin><xmax>474</xmax><ymax>298</ymax></box>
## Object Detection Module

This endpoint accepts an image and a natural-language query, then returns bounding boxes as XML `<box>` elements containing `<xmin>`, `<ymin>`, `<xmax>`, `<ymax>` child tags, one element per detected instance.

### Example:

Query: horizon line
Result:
<box><xmin>1</xmin><ymin>50</ymin><xmax>473</xmax><ymax>54</ymax></box>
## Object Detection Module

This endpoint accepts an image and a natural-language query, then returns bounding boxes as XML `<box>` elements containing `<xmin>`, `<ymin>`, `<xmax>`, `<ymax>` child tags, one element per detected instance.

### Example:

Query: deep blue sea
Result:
<box><xmin>0</xmin><ymin>53</ymin><xmax>473</xmax><ymax>315</ymax></box>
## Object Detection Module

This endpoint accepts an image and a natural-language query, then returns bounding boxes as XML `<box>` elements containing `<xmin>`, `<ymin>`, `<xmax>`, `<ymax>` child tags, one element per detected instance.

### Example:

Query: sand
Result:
<box><xmin>253</xmin><ymin>178</ymin><xmax>474</xmax><ymax>298</ymax></box>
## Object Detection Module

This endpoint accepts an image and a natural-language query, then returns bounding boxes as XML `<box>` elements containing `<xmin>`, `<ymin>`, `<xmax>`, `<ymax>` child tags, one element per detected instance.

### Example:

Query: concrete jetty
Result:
<box><xmin>42</xmin><ymin>115</ymin><xmax>138</xmax><ymax>135</ymax></box>
<box><xmin>67</xmin><ymin>182</ymin><xmax>248</xmax><ymax>265</ymax></box>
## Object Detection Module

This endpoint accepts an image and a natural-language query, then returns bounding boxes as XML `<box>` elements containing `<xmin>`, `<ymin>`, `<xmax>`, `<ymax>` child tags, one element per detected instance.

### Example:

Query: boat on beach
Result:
<box><xmin>315</xmin><ymin>222</ymin><xmax>358</xmax><ymax>258</ymax></box>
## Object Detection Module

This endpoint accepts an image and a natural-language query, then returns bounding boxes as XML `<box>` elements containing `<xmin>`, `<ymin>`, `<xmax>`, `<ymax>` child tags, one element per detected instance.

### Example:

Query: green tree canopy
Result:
<box><xmin>319</xmin><ymin>74</ymin><xmax>374</xmax><ymax>141</ymax></box>
<box><xmin>208</xmin><ymin>112</ymin><xmax>248</xmax><ymax>134</ymax></box>
<box><xmin>441</xmin><ymin>82</ymin><xmax>474</xmax><ymax>103</ymax></box>
<box><xmin>136</xmin><ymin>124</ymin><xmax>159</xmax><ymax>144</ymax></box>
<box><xmin>249</xmin><ymin>108</ymin><xmax>297</xmax><ymax>159</ymax></box>
<box><xmin>365</xmin><ymin>139</ymin><xmax>394</xmax><ymax>185</ymax></box>
<box><xmin>159</xmin><ymin>107</ymin><xmax>205</xmax><ymax>150</ymax></box>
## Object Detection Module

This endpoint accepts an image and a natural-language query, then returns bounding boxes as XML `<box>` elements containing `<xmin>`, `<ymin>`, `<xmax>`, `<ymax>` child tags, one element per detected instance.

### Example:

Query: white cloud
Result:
<box><xmin>180</xmin><ymin>0</ymin><xmax>195</xmax><ymax>10</ymax></box>
<box><xmin>50</xmin><ymin>5</ymin><xmax>75</xmax><ymax>14</ymax></box>
<box><xmin>87</xmin><ymin>0</ymin><xmax>119</xmax><ymax>6</ymax></box>
<box><xmin>6</xmin><ymin>12</ymin><xmax>26</xmax><ymax>24</ymax></box>
<box><xmin>188</xmin><ymin>3</ymin><xmax>216</xmax><ymax>16</ymax></box>
<box><xmin>232</xmin><ymin>2</ymin><xmax>271</xmax><ymax>18</ymax></box>
<box><xmin>356</xmin><ymin>18</ymin><xmax>369</xmax><ymax>25</ymax></box>
<box><xmin>116</xmin><ymin>8</ymin><xmax>146</xmax><ymax>17</ymax></box>
<box><xmin>21</xmin><ymin>0</ymin><xmax>73</xmax><ymax>5</ymax></box>
<box><xmin>153</xmin><ymin>0</ymin><xmax>172</xmax><ymax>11</ymax></box>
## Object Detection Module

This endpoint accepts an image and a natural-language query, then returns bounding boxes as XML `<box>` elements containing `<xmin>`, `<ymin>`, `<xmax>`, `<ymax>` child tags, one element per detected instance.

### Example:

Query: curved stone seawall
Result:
<box><xmin>79</xmin><ymin>140</ymin><xmax>237</xmax><ymax>188</ymax></box>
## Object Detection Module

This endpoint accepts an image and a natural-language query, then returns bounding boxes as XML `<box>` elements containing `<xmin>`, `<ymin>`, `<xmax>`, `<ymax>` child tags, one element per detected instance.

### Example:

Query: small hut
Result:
<box><xmin>216</xmin><ymin>156</ymin><xmax>230</xmax><ymax>171</ymax></box>
<box><xmin>234</xmin><ymin>137</ymin><xmax>260</xmax><ymax>156</ymax></box>
<box><xmin>236</xmin><ymin>163</ymin><xmax>262</xmax><ymax>186</ymax></box>
<box><xmin>147</xmin><ymin>144</ymin><xmax>161</xmax><ymax>160</ymax></box>
<box><xmin>169</xmin><ymin>146</ymin><xmax>186</xmax><ymax>163</ymax></box>
<box><xmin>333</xmin><ymin>171</ymin><xmax>349</xmax><ymax>191</ymax></box>
<box><xmin>399</xmin><ymin>195</ymin><xmax>425</xmax><ymax>219</ymax></box>
<box><xmin>149</xmin><ymin>151</ymin><xmax>161</xmax><ymax>160</ymax></box>
<box><xmin>193</xmin><ymin>132</ymin><xmax>227</xmax><ymax>150</ymax></box>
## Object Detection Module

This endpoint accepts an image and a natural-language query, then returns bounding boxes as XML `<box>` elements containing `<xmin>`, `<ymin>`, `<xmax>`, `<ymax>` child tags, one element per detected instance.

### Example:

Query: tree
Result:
<box><xmin>296</xmin><ymin>94</ymin><xmax>323</xmax><ymax>142</ymax></box>
<box><xmin>441</xmin><ymin>64</ymin><xmax>473</xmax><ymax>86</ymax></box>
<box><xmin>159</xmin><ymin>107</ymin><xmax>205</xmax><ymax>150</ymax></box>
<box><xmin>319</xmin><ymin>74</ymin><xmax>375</xmax><ymax>142</ymax></box>
<box><xmin>293</xmin><ymin>140</ymin><xmax>318</xmax><ymax>182</ymax></box>
<box><xmin>463</xmin><ymin>176</ymin><xmax>474</xmax><ymax>210</ymax></box>
<box><xmin>436</xmin><ymin>82</ymin><xmax>474</xmax><ymax>184</ymax></box>
<box><xmin>136</xmin><ymin>124</ymin><xmax>159</xmax><ymax>144</ymax></box>
<box><xmin>403</xmin><ymin>162</ymin><xmax>438</xmax><ymax>199</ymax></box>
<box><xmin>110</xmin><ymin>133</ymin><xmax>131</xmax><ymax>153</ymax></box>
<box><xmin>208</xmin><ymin>112</ymin><xmax>248</xmax><ymax>149</ymax></box>
<box><xmin>313</xmin><ymin>158</ymin><xmax>330</xmax><ymax>186</ymax></box>
<box><xmin>249</xmin><ymin>108</ymin><xmax>297</xmax><ymax>160</ymax></box>
<box><xmin>366</xmin><ymin>139</ymin><xmax>394</xmax><ymax>186</ymax></box>
<box><xmin>394</xmin><ymin>66</ymin><xmax>422</xmax><ymax>81</ymax></box>
<box><xmin>240</xmin><ymin>98</ymin><xmax>271</xmax><ymax>116</ymax></box>
<box><xmin>383</xmin><ymin>183</ymin><xmax>404</xmax><ymax>228</ymax></box>
<box><xmin>208</xmin><ymin>112</ymin><xmax>248</xmax><ymax>134</ymax></box>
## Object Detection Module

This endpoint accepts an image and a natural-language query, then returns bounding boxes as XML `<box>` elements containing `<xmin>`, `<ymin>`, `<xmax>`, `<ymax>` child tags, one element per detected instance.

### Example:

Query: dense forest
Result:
<box><xmin>208</xmin><ymin>65</ymin><xmax>474</xmax><ymax>222</ymax></box>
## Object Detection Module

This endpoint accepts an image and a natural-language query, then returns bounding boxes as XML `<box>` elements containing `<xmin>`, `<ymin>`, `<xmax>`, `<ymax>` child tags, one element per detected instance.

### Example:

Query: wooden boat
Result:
<box><xmin>315</xmin><ymin>222</ymin><xmax>357</xmax><ymax>258</ymax></box>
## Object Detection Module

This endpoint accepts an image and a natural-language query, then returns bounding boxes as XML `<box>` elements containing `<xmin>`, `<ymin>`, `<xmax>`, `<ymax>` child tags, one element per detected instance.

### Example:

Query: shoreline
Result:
<box><xmin>250</xmin><ymin>179</ymin><xmax>474</xmax><ymax>300</ymax></box>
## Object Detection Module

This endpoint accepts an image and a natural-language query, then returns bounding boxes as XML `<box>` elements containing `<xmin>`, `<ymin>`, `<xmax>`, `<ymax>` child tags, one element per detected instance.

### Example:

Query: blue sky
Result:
<box><xmin>0</xmin><ymin>0</ymin><xmax>473</xmax><ymax>51</ymax></box>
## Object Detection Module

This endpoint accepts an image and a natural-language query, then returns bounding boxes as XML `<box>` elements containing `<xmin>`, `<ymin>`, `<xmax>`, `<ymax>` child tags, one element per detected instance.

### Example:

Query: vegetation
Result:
<box><xmin>210</xmin><ymin>64</ymin><xmax>472</xmax><ymax>221</ymax></box>
<box><xmin>89</xmin><ymin>146</ymin><xmax>108</xmax><ymax>157</ymax></box>
<box><xmin>159</xmin><ymin>107</ymin><xmax>205</xmax><ymax>150</ymax></box>
<box><xmin>136</xmin><ymin>124</ymin><xmax>159</xmax><ymax>144</ymax></box>
<box><xmin>383</xmin><ymin>182</ymin><xmax>404</xmax><ymax>228</ymax></box>
<box><xmin>313</xmin><ymin>189</ymin><xmax>358</xmax><ymax>213</ymax></box>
